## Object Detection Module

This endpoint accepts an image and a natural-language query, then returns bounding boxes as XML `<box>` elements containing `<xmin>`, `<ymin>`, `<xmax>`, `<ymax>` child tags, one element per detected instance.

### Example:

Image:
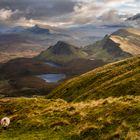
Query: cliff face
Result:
<box><xmin>102</xmin><ymin>37</ymin><xmax>131</xmax><ymax>58</ymax></box>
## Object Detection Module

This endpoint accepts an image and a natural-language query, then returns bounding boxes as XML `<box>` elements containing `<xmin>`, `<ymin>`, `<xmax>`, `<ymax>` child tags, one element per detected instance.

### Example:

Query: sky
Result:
<box><xmin>0</xmin><ymin>0</ymin><xmax>139</xmax><ymax>27</ymax></box>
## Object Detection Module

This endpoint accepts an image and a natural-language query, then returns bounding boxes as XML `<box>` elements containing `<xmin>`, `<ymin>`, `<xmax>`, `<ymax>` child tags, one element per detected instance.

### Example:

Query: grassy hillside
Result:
<box><xmin>0</xmin><ymin>56</ymin><xmax>140</xmax><ymax>139</ymax></box>
<box><xmin>1</xmin><ymin>96</ymin><xmax>140</xmax><ymax>140</ymax></box>
<box><xmin>48</xmin><ymin>56</ymin><xmax>140</xmax><ymax>102</ymax></box>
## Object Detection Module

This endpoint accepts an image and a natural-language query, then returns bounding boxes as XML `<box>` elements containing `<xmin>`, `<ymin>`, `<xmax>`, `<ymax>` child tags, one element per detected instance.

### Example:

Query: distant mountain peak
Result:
<box><xmin>27</xmin><ymin>25</ymin><xmax>50</xmax><ymax>34</ymax></box>
<box><xmin>31</xmin><ymin>24</ymin><xmax>42</xmax><ymax>30</ymax></box>
<box><xmin>48</xmin><ymin>41</ymin><xmax>76</xmax><ymax>55</ymax></box>
<box><xmin>33</xmin><ymin>24</ymin><xmax>39</xmax><ymax>28</ymax></box>
<box><xmin>37</xmin><ymin>41</ymin><xmax>87</xmax><ymax>63</ymax></box>
<box><xmin>127</xmin><ymin>13</ymin><xmax>140</xmax><ymax>21</ymax></box>
<box><xmin>55</xmin><ymin>41</ymin><xmax>71</xmax><ymax>47</ymax></box>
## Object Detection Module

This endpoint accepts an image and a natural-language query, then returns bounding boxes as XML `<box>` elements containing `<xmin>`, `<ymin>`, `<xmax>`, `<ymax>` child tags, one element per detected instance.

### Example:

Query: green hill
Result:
<box><xmin>0</xmin><ymin>56</ymin><xmax>140</xmax><ymax>140</ymax></box>
<box><xmin>37</xmin><ymin>41</ymin><xmax>87</xmax><ymax>63</ymax></box>
<box><xmin>47</xmin><ymin>56</ymin><xmax>140</xmax><ymax>102</ymax></box>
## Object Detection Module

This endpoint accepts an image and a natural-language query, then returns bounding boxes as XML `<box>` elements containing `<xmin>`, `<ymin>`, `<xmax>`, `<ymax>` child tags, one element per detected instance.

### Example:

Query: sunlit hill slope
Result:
<box><xmin>48</xmin><ymin>56</ymin><xmax>140</xmax><ymax>102</ymax></box>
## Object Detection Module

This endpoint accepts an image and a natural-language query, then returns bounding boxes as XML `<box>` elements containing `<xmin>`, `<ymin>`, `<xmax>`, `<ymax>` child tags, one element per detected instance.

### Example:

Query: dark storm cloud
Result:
<box><xmin>0</xmin><ymin>0</ymin><xmax>77</xmax><ymax>20</ymax></box>
<box><xmin>0</xmin><ymin>0</ymin><xmax>139</xmax><ymax>27</ymax></box>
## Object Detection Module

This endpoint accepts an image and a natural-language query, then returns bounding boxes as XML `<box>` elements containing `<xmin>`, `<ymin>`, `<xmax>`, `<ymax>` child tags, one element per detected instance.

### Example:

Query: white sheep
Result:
<box><xmin>0</xmin><ymin>117</ymin><xmax>10</xmax><ymax>129</ymax></box>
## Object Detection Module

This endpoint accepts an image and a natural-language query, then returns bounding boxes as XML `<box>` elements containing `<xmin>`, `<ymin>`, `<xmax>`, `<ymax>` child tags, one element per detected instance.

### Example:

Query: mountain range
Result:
<box><xmin>0</xmin><ymin>12</ymin><xmax>139</xmax><ymax>63</ymax></box>
<box><xmin>0</xmin><ymin>25</ymin><xmax>79</xmax><ymax>63</ymax></box>
<box><xmin>36</xmin><ymin>28</ymin><xmax>140</xmax><ymax>65</ymax></box>
<box><xmin>4</xmin><ymin>25</ymin><xmax>50</xmax><ymax>35</ymax></box>
<box><xmin>0</xmin><ymin>27</ymin><xmax>139</xmax><ymax>100</ymax></box>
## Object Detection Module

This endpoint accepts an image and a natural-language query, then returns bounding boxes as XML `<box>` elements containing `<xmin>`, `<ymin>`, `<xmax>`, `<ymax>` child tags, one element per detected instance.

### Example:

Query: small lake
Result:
<box><xmin>38</xmin><ymin>74</ymin><xmax>66</xmax><ymax>83</ymax></box>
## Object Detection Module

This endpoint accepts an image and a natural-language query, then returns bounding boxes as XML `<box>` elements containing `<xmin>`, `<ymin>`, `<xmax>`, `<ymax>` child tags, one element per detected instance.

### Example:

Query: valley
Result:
<box><xmin>0</xmin><ymin>12</ymin><xmax>140</xmax><ymax>139</ymax></box>
<box><xmin>0</xmin><ymin>28</ymin><xmax>139</xmax><ymax>98</ymax></box>
<box><xmin>0</xmin><ymin>56</ymin><xmax>139</xmax><ymax>140</ymax></box>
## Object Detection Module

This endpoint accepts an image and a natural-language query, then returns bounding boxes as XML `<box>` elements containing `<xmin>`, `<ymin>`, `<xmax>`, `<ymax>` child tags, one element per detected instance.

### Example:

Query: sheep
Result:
<box><xmin>0</xmin><ymin>117</ymin><xmax>10</xmax><ymax>130</ymax></box>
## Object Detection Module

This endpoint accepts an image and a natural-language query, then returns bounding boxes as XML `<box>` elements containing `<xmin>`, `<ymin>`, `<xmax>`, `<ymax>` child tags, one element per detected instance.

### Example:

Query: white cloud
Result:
<box><xmin>0</xmin><ymin>9</ymin><xmax>13</xmax><ymax>20</ymax></box>
<box><xmin>67</xmin><ymin>0</ymin><xmax>140</xmax><ymax>26</ymax></box>
<box><xmin>99</xmin><ymin>10</ymin><xmax>123</xmax><ymax>24</ymax></box>
<box><xmin>0</xmin><ymin>9</ymin><xmax>19</xmax><ymax>21</ymax></box>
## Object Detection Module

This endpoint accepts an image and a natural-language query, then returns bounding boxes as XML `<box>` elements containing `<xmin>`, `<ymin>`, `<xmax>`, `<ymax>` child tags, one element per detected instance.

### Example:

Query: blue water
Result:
<box><xmin>45</xmin><ymin>62</ymin><xmax>61</xmax><ymax>68</ymax></box>
<box><xmin>38</xmin><ymin>74</ymin><xmax>66</xmax><ymax>83</ymax></box>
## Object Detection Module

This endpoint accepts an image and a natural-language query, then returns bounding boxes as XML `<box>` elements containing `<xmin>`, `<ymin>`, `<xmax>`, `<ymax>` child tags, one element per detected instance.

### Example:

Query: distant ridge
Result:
<box><xmin>27</xmin><ymin>25</ymin><xmax>50</xmax><ymax>34</ymax></box>
<box><xmin>126</xmin><ymin>13</ymin><xmax>140</xmax><ymax>27</ymax></box>
<box><xmin>127</xmin><ymin>13</ymin><xmax>140</xmax><ymax>21</ymax></box>
<box><xmin>85</xmin><ymin>28</ymin><xmax>140</xmax><ymax>62</ymax></box>
<box><xmin>2</xmin><ymin>25</ymin><xmax>50</xmax><ymax>34</ymax></box>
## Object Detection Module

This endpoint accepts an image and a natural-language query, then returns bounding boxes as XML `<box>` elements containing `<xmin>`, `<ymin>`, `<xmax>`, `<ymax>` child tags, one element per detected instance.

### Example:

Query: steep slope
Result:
<box><xmin>111</xmin><ymin>28</ymin><xmax>140</xmax><ymax>55</ymax></box>
<box><xmin>85</xmin><ymin>28</ymin><xmax>140</xmax><ymax>62</ymax></box>
<box><xmin>1</xmin><ymin>96</ymin><xmax>140</xmax><ymax>139</ymax></box>
<box><xmin>48</xmin><ymin>56</ymin><xmax>140</xmax><ymax>102</ymax></box>
<box><xmin>37</xmin><ymin>41</ymin><xmax>87</xmax><ymax>63</ymax></box>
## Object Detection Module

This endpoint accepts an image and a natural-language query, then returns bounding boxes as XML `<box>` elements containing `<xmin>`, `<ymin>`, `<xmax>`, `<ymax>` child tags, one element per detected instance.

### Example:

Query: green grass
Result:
<box><xmin>0</xmin><ymin>56</ymin><xmax>140</xmax><ymax>139</ymax></box>
<box><xmin>38</xmin><ymin>51</ymin><xmax>86</xmax><ymax>63</ymax></box>
<box><xmin>1</xmin><ymin>96</ymin><xmax>140</xmax><ymax>139</ymax></box>
<box><xmin>47</xmin><ymin>56</ymin><xmax>140</xmax><ymax>102</ymax></box>
<box><xmin>85</xmin><ymin>45</ymin><xmax>115</xmax><ymax>62</ymax></box>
